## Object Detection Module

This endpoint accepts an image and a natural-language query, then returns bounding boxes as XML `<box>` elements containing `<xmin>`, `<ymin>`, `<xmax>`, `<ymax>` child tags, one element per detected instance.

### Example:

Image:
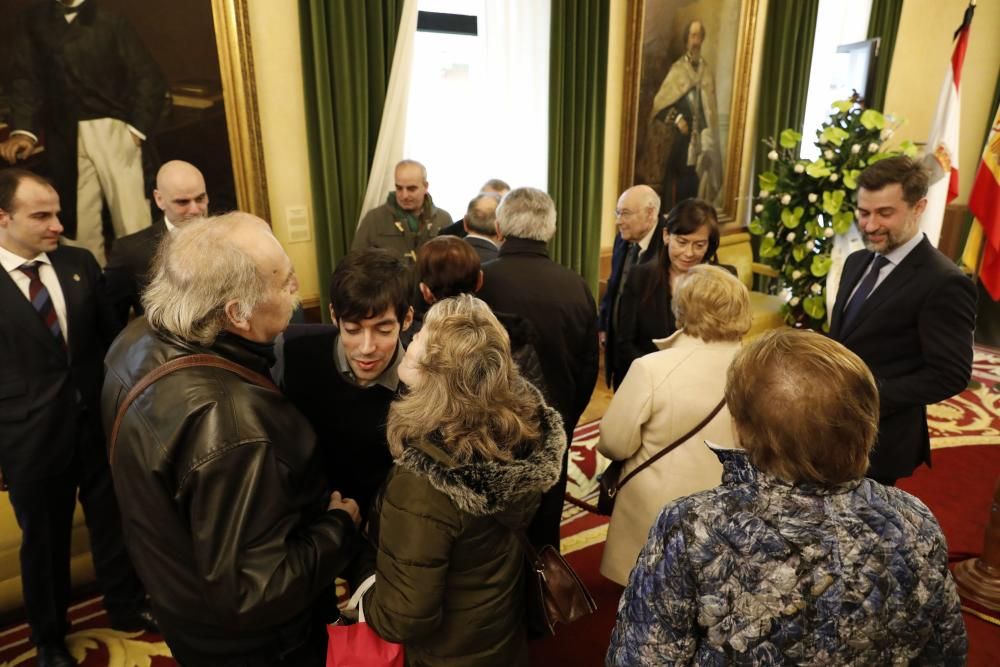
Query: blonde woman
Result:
<box><xmin>361</xmin><ymin>294</ymin><xmax>566</xmax><ymax>666</ymax></box>
<box><xmin>598</xmin><ymin>265</ymin><xmax>751</xmax><ymax>586</ymax></box>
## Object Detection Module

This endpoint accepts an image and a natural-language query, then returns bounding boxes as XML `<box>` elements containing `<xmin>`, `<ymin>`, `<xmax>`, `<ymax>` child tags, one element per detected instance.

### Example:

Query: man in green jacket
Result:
<box><xmin>352</xmin><ymin>160</ymin><xmax>452</xmax><ymax>264</ymax></box>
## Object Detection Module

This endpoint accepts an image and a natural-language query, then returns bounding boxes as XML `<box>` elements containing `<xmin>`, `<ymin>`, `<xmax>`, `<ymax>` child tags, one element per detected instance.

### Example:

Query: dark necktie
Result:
<box><xmin>19</xmin><ymin>262</ymin><xmax>65</xmax><ymax>346</ymax></box>
<box><xmin>841</xmin><ymin>254</ymin><xmax>889</xmax><ymax>329</ymax></box>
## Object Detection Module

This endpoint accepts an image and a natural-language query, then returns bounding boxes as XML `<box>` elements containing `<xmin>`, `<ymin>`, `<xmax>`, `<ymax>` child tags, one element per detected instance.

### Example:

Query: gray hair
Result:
<box><xmin>396</xmin><ymin>159</ymin><xmax>427</xmax><ymax>181</ymax></box>
<box><xmin>465</xmin><ymin>193</ymin><xmax>500</xmax><ymax>236</ymax></box>
<box><xmin>143</xmin><ymin>213</ymin><xmax>267</xmax><ymax>346</ymax></box>
<box><xmin>496</xmin><ymin>187</ymin><xmax>557</xmax><ymax>242</ymax></box>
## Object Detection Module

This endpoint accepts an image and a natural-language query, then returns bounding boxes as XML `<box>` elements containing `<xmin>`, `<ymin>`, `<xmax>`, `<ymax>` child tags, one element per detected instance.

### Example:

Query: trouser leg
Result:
<box><xmin>528</xmin><ymin>429</ymin><xmax>571</xmax><ymax>551</ymax></box>
<box><xmin>79</xmin><ymin>118</ymin><xmax>152</xmax><ymax>238</ymax></box>
<box><xmin>7</xmin><ymin>468</ymin><xmax>77</xmax><ymax>645</ymax></box>
<box><xmin>64</xmin><ymin>123</ymin><xmax>107</xmax><ymax>265</ymax></box>
<box><xmin>75</xmin><ymin>408</ymin><xmax>145</xmax><ymax>614</ymax></box>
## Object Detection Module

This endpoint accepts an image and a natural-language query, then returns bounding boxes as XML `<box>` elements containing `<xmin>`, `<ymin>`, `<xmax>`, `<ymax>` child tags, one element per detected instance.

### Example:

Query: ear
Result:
<box><xmin>328</xmin><ymin>304</ymin><xmax>337</xmax><ymax>324</ymax></box>
<box><xmin>418</xmin><ymin>282</ymin><xmax>436</xmax><ymax>305</ymax></box>
<box><xmin>663</xmin><ymin>228</ymin><xmax>670</xmax><ymax>245</ymax></box>
<box><xmin>0</xmin><ymin>208</ymin><xmax>9</xmax><ymax>228</ymax></box>
<box><xmin>224</xmin><ymin>299</ymin><xmax>251</xmax><ymax>333</ymax></box>
<box><xmin>401</xmin><ymin>306</ymin><xmax>414</xmax><ymax>332</ymax></box>
<box><xmin>475</xmin><ymin>270</ymin><xmax>484</xmax><ymax>293</ymax></box>
<box><xmin>912</xmin><ymin>196</ymin><xmax>928</xmax><ymax>218</ymax></box>
<box><xmin>463</xmin><ymin>218</ymin><xmax>471</xmax><ymax>234</ymax></box>
<box><xmin>153</xmin><ymin>189</ymin><xmax>165</xmax><ymax>211</ymax></box>
<box><xmin>494</xmin><ymin>220</ymin><xmax>503</xmax><ymax>240</ymax></box>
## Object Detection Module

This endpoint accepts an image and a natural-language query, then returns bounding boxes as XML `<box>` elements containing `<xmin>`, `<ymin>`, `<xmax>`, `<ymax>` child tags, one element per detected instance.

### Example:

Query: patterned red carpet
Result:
<box><xmin>1</xmin><ymin>347</ymin><xmax>998</xmax><ymax>666</ymax></box>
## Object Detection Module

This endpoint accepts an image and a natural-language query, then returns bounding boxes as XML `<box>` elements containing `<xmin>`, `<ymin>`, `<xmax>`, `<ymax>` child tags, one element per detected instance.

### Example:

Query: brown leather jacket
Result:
<box><xmin>102</xmin><ymin>319</ymin><xmax>356</xmax><ymax>655</ymax></box>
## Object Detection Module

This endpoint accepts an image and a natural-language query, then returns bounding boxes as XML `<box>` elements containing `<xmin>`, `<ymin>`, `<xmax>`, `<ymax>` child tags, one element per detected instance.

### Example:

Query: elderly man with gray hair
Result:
<box><xmin>462</xmin><ymin>192</ymin><xmax>502</xmax><ymax>262</ymax></box>
<box><xmin>102</xmin><ymin>213</ymin><xmax>360</xmax><ymax>666</ymax></box>
<box><xmin>477</xmin><ymin>187</ymin><xmax>599</xmax><ymax>550</ymax></box>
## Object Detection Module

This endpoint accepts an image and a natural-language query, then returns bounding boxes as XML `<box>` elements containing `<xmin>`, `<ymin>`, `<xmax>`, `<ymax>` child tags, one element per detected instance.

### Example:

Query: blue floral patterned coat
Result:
<box><xmin>607</xmin><ymin>448</ymin><xmax>967</xmax><ymax>666</ymax></box>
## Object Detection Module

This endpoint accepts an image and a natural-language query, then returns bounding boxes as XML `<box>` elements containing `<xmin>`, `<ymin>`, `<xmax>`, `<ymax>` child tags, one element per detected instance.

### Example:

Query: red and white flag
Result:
<box><xmin>919</xmin><ymin>2</ymin><xmax>976</xmax><ymax>245</ymax></box>
<box><xmin>969</xmin><ymin>103</ymin><xmax>1000</xmax><ymax>301</ymax></box>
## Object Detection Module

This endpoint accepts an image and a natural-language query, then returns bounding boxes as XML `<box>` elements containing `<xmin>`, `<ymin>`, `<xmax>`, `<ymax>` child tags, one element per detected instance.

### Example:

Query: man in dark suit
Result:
<box><xmin>830</xmin><ymin>156</ymin><xmax>976</xmax><ymax>486</ymax></box>
<box><xmin>0</xmin><ymin>169</ymin><xmax>154</xmax><ymax>667</ymax></box>
<box><xmin>104</xmin><ymin>160</ymin><xmax>209</xmax><ymax>323</ymax></box>
<box><xmin>461</xmin><ymin>192</ymin><xmax>501</xmax><ymax>263</ymax></box>
<box><xmin>599</xmin><ymin>185</ymin><xmax>664</xmax><ymax>389</ymax></box>
<box><xmin>477</xmin><ymin>187</ymin><xmax>599</xmax><ymax>550</ymax></box>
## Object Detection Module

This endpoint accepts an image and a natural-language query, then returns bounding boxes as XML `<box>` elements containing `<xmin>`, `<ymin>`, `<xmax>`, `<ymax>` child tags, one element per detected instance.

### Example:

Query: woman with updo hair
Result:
<box><xmin>360</xmin><ymin>294</ymin><xmax>566</xmax><ymax>666</ymax></box>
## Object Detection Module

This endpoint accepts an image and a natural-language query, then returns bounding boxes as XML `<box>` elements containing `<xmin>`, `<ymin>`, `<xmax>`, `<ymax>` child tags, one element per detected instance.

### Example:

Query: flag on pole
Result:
<box><xmin>969</xmin><ymin>103</ymin><xmax>1000</xmax><ymax>301</ymax></box>
<box><xmin>919</xmin><ymin>1</ymin><xmax>976</xmax><ymax>246</ymax></box>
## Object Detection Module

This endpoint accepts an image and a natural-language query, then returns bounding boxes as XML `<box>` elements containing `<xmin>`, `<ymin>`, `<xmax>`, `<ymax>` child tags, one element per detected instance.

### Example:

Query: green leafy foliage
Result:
<box><xmin>749</xmin><ymin>100</ymin><xmax>910</xmax><ymax>330</ymax></box>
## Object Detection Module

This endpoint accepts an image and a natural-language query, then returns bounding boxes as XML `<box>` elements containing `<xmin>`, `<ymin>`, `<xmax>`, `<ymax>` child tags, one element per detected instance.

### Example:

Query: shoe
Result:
<box><xmin>108</xmin><ymin>605</ymin><xmax>159</xmax><ymax>633</ymax></box>
<box><xmin>36</xmin><ymin>642</ymin><xmax>76</xmax><ymax>667</ymax></box>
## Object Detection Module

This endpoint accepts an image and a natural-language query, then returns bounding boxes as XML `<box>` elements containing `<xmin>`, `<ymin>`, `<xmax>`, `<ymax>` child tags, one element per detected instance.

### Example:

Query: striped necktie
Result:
<box><xmin>19</xmin><ymin>262</ymin><xmax>65</xmax><ymax>346</ymax></box>
<box><xmin>841</xmin><ymin>254</ymin><xmax>890</xmax><ymax>329</ymax></box>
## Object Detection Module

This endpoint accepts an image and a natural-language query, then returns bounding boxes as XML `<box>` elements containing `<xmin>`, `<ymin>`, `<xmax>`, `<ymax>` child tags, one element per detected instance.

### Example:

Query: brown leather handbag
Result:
<box><xmin>108</xmin><ymin>354</ymin><xmax>278</xmax><ymax>464</ymax></box>
<box><xmin>597</xmin><ymin>398</ymin><xmax>726</xmax><ymax>516</ymax></box>
<box><xmin>511</xmin><ymin>527</ymin><xmax>597</xmax><ymax>637</ymax></box>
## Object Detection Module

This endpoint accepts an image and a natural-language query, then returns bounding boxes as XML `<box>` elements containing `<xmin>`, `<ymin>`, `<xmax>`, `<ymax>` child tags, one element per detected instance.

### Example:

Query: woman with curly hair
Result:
<box><xmin>360</xmin><ymin>294</ymin><xmax>566</xmax><ymax>666</ymax></box>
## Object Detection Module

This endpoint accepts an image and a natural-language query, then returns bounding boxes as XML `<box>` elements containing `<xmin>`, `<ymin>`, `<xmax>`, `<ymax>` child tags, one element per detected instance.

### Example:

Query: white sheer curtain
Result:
<box><xmin>358</xmin><ymin>0</ymin><xmax>419</xmax><ymax>226</ymax></box>
<box><xmin>395</xmin><ymin>0</ymin><xmax>550</xmax><ymax>219</ymax></box>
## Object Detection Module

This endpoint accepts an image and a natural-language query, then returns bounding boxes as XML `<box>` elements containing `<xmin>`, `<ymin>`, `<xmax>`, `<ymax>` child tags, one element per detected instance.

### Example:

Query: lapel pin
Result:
<box><xmin>73</xmin><ymin>274</ymin><xmax>81</xmax><ymax>282</ymax></box>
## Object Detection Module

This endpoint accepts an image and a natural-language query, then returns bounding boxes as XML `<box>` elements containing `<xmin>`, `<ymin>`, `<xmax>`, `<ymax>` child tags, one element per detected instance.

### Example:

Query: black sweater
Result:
<box><xmin>276</xmin><ymin>325</ymin><xmax>398</xmax><ymax>523</ymax></box>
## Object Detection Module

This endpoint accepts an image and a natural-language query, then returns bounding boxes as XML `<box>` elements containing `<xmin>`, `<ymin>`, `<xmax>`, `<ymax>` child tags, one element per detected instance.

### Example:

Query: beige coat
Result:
<box><xmin>598</xmin><ymin>332</ymin><xmax>740</xmax><ymax>585</ymax></box>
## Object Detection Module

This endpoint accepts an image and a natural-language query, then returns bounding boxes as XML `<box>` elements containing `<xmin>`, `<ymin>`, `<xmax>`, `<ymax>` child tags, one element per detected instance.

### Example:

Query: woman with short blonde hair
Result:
<box><xmin>598</xmin><ymin>265</ymin><xmax>750</xmax><ymax>586</ymax></box>
<box><xmin>362</xmin><ymin>294</ymin><xmax>566</xmax><ymax>666</ymax></box>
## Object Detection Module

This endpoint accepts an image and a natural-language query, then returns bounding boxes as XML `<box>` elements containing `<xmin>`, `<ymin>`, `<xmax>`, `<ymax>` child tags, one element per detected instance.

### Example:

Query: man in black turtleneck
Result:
<box><xmin>103</xmin><ymin>213</ymin><xmax>360</xmax><ymax>667</ymax></box>
<box><xmin>274</xmin><ymin>249</ymin><xmax>414</xmax><ymax>526</ymax></box>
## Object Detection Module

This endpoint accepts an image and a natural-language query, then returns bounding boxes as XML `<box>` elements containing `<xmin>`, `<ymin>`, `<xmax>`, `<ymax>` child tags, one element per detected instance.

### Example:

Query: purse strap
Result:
<box><xmin>108</xmin><ymin>353</ymin><xmax>279</xmax><ymax>465</ymax></box>
<box><xmin>613</xmin><ymin>397</ymin><xmax>726</xmax><ymax>494</ymax></box>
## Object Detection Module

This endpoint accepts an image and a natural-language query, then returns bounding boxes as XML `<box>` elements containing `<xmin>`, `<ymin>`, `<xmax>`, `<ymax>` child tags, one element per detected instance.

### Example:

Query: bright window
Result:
<box><xmin>403</xmin><ymin>0</ymin><xmax>550</xmax><ymax>219</ymax></box>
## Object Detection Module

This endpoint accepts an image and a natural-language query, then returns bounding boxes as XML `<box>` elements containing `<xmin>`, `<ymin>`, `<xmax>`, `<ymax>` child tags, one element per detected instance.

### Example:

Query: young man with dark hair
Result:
<box><xmin>274</xmin><ymin>249</ymin><xmax>414</xmax><ymax>522</ymax></box>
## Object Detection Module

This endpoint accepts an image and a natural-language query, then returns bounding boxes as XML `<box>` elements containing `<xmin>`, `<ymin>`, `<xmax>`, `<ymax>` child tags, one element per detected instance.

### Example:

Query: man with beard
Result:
<box><xmin>650</xmin><ymin>19</ymin><xmax>722</xmax><ymax>213</ymax></box>
<box><xmin>830</xmin><ymin>156</ymin><xmax>976</xmax><ymax>485</ymax></box>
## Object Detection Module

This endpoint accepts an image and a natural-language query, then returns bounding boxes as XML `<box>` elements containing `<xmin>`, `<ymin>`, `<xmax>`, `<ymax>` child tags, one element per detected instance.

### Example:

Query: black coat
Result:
<box><xmin>829</xmin><ymin>237</ymin><xmax>976</xmax><ymax>480</ymax></box>
<box><xmin>10</xmin><ymin>0</ymin><xmax>167</xmax><ymax>238</ymax></box>
<box><xmin>598</xmin><ymin>225</ymin><xmax>665</xmax><ymax>388</ymax></box>
<box><xmin>0</xmin><ymin>246</ymin><xmax>120</xmax><ymax>482</ymax></box>
<box><xmin>465</xmin><ymin>235</ymin><xmax>499</xmax><ymax>263</ymax></box>
<box><xmin>614</xmin><ymin>260</ymin><xmax>736</xmax><ymax>389</ymax></box>
<box><xmin>478</xmin><ymin>238</ymin><xmax>599</xmax><ymax>435</ymax></box>
<box><xmin>104</xmin><ymin>218</ymin><xmax>167</xmax><ymax>324</ymax></box>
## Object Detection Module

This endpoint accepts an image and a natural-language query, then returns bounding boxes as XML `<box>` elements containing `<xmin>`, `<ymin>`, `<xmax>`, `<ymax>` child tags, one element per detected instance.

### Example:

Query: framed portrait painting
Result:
<box><xmin>619</xmin><ymin>0</ymin><xmax>760</xmax><ymax>223</ymax></box>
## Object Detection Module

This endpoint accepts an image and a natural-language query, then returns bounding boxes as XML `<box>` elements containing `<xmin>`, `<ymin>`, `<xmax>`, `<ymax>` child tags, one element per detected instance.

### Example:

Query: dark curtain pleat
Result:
<box><xmin>299</xmin><ymin>0</ymin><xmax>404</xmax><ymax>316</ymax></box>
<box><xmin>865</xmin><ymin>0</ymin><xmax>903</xmax><ymax>112</ymax></box>
<box><xmin>754</xmin><ymin>0</ymin><xmax>821</xmax><ymax>175</ymax></box>
<box><xmin>548</xmin><ymin>0</ymin><xmax>610</xmax><ymax>296</ymax></box>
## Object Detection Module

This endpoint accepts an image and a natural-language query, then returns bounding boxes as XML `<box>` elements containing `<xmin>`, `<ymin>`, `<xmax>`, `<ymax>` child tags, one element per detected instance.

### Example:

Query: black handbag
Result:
<box><xmin>511</xmin><ymin>528</ymin><xmax>597</xmax><ymax>637</ymax></box>
<box><xmin>596</xmin><ymin>398</ymin><xmax>726</xmax><ymax>516</ymax></box>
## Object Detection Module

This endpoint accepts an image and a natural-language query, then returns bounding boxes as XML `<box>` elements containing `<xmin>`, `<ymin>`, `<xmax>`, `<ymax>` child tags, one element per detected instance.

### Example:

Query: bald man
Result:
<box><xmin>600</xmin><ymin>185</ymin><xmax>664</xmax><ymax>389</ymax></box>
<box><xmin>104</xmin><ymin>160</ymin><xmax>209</xmax><ymax>323</ymax></box>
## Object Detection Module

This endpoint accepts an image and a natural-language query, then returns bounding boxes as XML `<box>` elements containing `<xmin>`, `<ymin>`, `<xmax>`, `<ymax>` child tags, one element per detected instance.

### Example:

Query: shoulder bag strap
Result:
<box><xmin>615</xmin><ymin>397</ymin><xmax>726</xmax><ymax>493</ymax></box>
<box><xmin>108</xmin><ymin>353</ymin><xmax>279</xmax><ymax>465</ymax></box>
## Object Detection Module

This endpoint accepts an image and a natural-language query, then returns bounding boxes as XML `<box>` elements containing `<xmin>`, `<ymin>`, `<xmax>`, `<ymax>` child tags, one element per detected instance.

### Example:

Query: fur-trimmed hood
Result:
<box><xmin>396</xmin><ymin>397</ymin><xmax>566</xmax><ymax>518</ymax></box>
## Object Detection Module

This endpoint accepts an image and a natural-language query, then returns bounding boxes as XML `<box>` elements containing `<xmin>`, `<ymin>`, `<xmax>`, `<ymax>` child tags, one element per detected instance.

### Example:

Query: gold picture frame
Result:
<box><xmin>211</xmin><ymin>0</ymin><xmax>269</xmax><ymax>221</ymax></box>
<box><xmin>618</xmin><ymin>0</ymin><xmax>759</xmax><ymax>223</ymax></box>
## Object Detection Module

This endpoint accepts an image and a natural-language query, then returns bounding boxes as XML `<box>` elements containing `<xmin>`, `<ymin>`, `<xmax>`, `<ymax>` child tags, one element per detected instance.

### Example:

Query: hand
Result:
<box><xmin>675</xmin><ymin>116</ymin><xmax>690</xmax><ymax>136</ymax></box>
<box><xmin>328</xmin><ymin>491</ymin><xmax>361</xmax><ymax>527</ymax></box>
<box><xmin>598</xmin><ymin>330</ymin><xmax>607</xmax><ymax>349</ymax></box>
<box><xmin>0</xmin><ymin>136</ymin><xmax>36</xmax><ymax>164</ymax></box>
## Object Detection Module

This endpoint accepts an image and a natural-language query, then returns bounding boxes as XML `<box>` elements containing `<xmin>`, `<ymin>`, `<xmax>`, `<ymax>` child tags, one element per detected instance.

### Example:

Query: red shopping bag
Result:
<box><xmin>326</xmin><ymin>576</ymin><xmax>404</xmax><ymax>667</ymax></box>
<box><xmin>326</xmin><ymin>622</ymin><xmax>403</xmax><ymax>667</ymax></box>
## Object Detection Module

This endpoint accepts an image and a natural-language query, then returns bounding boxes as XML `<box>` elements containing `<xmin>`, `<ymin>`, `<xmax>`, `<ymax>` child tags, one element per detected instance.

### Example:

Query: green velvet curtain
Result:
<box><xmin>754</xmin><ymin>0</ymin><xmax>820</xmax><ymax>175</ymax></box>
<box><xmin>299</xmin><ymin>1</ymin><xmax>405</xmax><ymax>314</ymax></box>
<box><xmin>548</xmin><ymin>0</ymin><xmax>610</xmax><ymax>296</ymax></box>
<box><xmin>865</xmin><ymin>0</ymin><xmax>903</xmax><ymax>112</ymax></box>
